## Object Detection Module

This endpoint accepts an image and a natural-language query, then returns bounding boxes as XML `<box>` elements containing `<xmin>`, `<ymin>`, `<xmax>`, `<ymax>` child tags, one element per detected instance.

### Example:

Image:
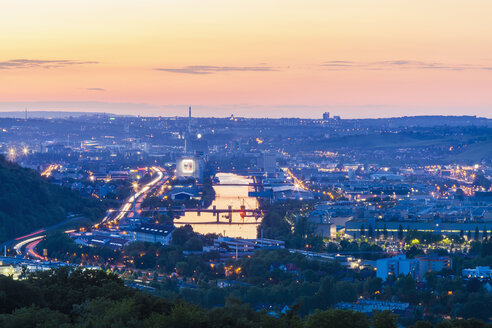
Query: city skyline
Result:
<box><xmin>1</xmin><ymin>2</ymin><xmax>492</xmax><ymax>326</ymax></box>
<box><xmin>1</xmin><ymin>0</ymin><xmax>492</xmax><ymax>118</ymax></box>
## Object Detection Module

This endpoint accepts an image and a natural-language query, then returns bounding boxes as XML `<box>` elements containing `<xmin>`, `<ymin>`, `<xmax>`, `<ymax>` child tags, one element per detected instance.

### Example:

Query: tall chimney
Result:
<box><xmin>188</xmin><ymin>106</ymin><xmax>192</xmax><ymax>134</ymax></box>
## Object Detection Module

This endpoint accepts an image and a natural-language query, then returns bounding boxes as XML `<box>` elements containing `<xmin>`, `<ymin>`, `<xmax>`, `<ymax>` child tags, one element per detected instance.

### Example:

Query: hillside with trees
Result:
<box><xmin>0</xmin><ymin>155</ymin><xmax>106</xmax><ymax>242</ymax></box>
<box><xmin>0</xmin><ymin>268</ymin><xmax>489</xmax><ymax>328</ymax></box>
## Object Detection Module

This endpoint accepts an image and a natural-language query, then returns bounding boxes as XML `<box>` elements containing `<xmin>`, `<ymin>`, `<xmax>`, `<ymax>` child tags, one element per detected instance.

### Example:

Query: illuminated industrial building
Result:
<box><xmin>176</xmin><ymin>155</ymin><xmax>204</xmax><ymax>181</ymax></box>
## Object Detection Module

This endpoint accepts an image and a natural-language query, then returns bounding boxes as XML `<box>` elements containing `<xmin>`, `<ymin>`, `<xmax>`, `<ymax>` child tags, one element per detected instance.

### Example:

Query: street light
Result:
<box><xmin>7</xmin><ymin>148</ymin><xmax>16</xmax><ymax>160</ymax></box>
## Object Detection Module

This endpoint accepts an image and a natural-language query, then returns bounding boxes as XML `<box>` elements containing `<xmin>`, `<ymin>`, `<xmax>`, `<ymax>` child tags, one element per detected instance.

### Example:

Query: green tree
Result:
<box><xmin>145</xmin><ymin>303</ymin><xmax>208</xmax><ymax>328</ymax></box>
<box><xmin>335</xmin><ymin>281</ymin><xmax>358</xmax><ymax>303</ymax></box>
<box><xmin>367</xmin><ymin>224</ymin><xmax>374</xmax><ymax>239</ymax></box>
<box><xmin>184</xmin><ymin>236</ymin><xmax>204</xmax><ymax>251</ymax></box>
<box><xmin>0</xmin><ymin>306</ymin><xmax>70</xmax><ymax>328</ymax></box>
<box><xmin>410</xmin><ymin>321</ymin><xmax>434</xmax><ymax>328</ymax></box>
<box><xmin>392</xmin><ymin>275</ymin><xmax>418</xmax><ymax>304</ymax></box>
<box><xmin>398</xmin><ymin>225</ymin><xmax>404</xmax><ymax>241</ymax></box>
<box><xmin>318</xmin><ymin>276</ymin><xmax>336</xmax><ymax>308</ymax></box>
<box><xmin>364</xmin><ymin>277</ymin><xmax>382</xmax><ymax>296</ymax></box>
<box><xmin>372</xmin><ymin>310</ymin><xmax>398</xmax><ymax>328</ymax></box>
<box><xmin>305</xmin><ymin>309</ymin><xmax>369</xmax><ymax>328</ymax></box>
<box><xmin>172</xmin><ymin>225</ymin><xmax>196</xmax><ymax>245</ymax></box>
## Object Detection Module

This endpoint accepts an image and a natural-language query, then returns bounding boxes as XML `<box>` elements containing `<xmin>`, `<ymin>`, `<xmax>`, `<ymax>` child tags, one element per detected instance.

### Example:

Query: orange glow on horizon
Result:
<box><xmin>1</xmin><ymin>0</ymin><xmax>491</xmax><ymax>118</ymax></box>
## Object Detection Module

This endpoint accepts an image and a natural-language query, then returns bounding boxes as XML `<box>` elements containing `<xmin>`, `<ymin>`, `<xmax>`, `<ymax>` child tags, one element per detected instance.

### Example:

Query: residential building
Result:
<box><xmin>462</xmin><ymin>266</ymin><xmax>492</xmax><ymax>280</ymax></box>
<box><xmin>134</xmin><ymin>223</ymin><xmax>174</xmax><ymax>245</ymax></box>
<box><xmin>376</xmin><ymin>255</ymin><xmax>419</xmax><ymax>281</ymax></box>
<box><xmin>417</xmin><ymin>255</ymin><xmax>452</xmax><ymax>279</ymax></box>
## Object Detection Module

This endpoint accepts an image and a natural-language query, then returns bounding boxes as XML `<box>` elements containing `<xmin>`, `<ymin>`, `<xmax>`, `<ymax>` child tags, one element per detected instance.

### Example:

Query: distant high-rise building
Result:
<box><xmin>348</xmin><ymin>168</ymin><xmax>356</xmax><ymax>181</ymax></box>
<box><xmin>323</xmin><ymin>112</ymin><xmax>330</xmax><ymax>120</ymax></box>
<box><xmin>261</xmin><ymin>152</ymin><xmax>277</xmax><ymax>176</ymax></box>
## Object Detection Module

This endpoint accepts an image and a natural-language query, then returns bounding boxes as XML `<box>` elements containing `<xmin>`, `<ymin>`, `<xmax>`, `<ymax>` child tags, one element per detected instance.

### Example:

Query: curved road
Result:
<box><xmin>25</xmin><ymin>239</ymin><xmax>45</xmax><ymax>259</ymax></box>
<box><xmin>8</xmin><ymin>167</ymin><xmax>166</xmax><ymax>259</ymax></box>
<box><xmin>2</xmin><ymin>215</ymin><xmax>85</xmax><ymax>252</ymax></box>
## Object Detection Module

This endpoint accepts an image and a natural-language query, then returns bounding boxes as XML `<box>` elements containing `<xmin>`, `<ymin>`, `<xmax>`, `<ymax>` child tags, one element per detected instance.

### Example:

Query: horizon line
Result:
<box><xmin>0</xmin><ymin>110</ymin><xmax>490</xmax><ymax>121</ymax></box>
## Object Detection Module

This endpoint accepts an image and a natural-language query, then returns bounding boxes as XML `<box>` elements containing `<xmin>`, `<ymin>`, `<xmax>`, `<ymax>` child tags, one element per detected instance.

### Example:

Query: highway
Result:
<box><xmin>98</xmin><ymin>166</ymin><xmax>166</xmax><ymax>227</ymax></box>
<box><xmin>41</xmin><ymin>164</ymin><xmax>62</xmax><ymax>178</ymax></box>
<box><xmin>284</xmin><ymin>167</ymin><xmax>308</xmax><ymax>190</ymax></box>
<box><xmin>25</xmin><ymin>238</ymin><xmax>45</xmax><ymax>260</ymax></box>
<box><xmin>1</xmin><ymin>166</ymin><xmax>166</xmax><ymax>262</ymax></box>
<box><xmin>2</xmin><ymin>215</ymin><xmax>85</xmax><ymax>254</ymax></box>
<box><xmin>284</xmin><ymin>167</ymin><xmax>336</xmax><ymax>200</ymax></box>
<box><xmin>13</xmin><ymin>235</ymin><xmax>45</xmax><ymax>255</ymax></box>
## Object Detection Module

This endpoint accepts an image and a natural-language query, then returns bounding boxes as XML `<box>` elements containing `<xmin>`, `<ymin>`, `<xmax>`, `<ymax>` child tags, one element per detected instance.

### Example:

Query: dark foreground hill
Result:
<box><xmin>0</xmin><ymin>268</ymin><xmax>488</xmax><ymax>328</ymax></box>
<box><xmin>0</xmin><ymin>156</ymin><xmax>105</xmax><ymax>242</ymax></box>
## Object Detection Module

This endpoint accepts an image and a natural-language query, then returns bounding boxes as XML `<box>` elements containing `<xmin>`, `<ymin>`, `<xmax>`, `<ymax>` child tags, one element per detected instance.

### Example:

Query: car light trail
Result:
<box><xmin>25</xmin><ymin>239</ymin><xmax>45</xmax><ymax>260</ymax></box>
<box><xmin>41</xmin><ymin>164</ymin><xmax>61</xmax><ymax>178</ymax></box>
<box><xmin>14</xmin><ymin>229</ymin><xmax>45</xmax><ymax>240</ymax></box>
<box><xmin>100</xmin><ymin>167</ymin><xmax>165</xmax><ymax>225</ymax></box>
<box><xmin>13</xmin><ymin>235</ymin><xmax>45</xmax><ymax>255</ymax></box>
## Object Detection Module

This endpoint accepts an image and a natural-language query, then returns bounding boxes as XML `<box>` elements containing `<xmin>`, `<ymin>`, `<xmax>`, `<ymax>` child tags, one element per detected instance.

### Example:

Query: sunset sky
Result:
<box><xmin>1</xmin><ymin>0</ymin><xmax>491</xmax><ymax>118</ymax></box>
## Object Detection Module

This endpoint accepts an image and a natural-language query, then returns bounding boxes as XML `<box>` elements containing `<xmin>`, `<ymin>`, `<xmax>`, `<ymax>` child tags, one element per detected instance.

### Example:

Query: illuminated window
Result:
<box><xmin>181</xmin><ymin>159</ymin><xmax>194</xmax><ymax>174</ymax></box>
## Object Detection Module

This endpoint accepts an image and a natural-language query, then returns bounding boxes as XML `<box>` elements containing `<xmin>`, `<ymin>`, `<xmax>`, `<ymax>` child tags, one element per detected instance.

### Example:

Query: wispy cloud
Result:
<box><xmin>322</xmin><ymin>60</ymin><xmax>492</xmax><ymax>71</ymax></box>
<box><xmin>86</xmin><ymin>87</ymin><xmax>106</xmax><ymax>92</ymax></box>
<box><xmin>154</xmin><ymin>65</ymin><xmax>277</xmax><ymax>75</ymax></box>
<box><xmin>0</xmin><ymin>59</ymin><xmax>99</xmax><ymax>70</ymax></box>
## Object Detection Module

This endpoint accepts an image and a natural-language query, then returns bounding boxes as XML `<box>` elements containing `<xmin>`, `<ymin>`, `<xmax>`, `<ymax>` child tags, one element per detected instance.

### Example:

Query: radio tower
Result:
<box><xmin>188</xmin><ymin>106</ymin><xmax>192</xmax><ymax>134</ymax></box>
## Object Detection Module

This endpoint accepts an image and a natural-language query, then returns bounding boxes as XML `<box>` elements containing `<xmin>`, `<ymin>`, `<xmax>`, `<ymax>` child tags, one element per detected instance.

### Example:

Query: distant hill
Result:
<box><xmin>349</xmin><ymin>115</ymin><xmax>491</xmax><ymax>128</ymax></box>
<box><xmin>0</xmin><ymin>156</ymin><xmax>105</xmax><ymax>242</ymax></box>
<box><xmin>284</xmin><ymin>128</ymin><xmax>492</xmax><ymax>163</ymax></box>
<box><xmin>0</xmin><ymin>111</ymin><xmax>131</xmax><ymax>119</ymax></box>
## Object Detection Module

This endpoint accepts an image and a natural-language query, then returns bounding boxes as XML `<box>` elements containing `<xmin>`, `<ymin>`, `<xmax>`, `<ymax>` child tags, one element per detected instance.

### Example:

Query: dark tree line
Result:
<box><xmin>0</xmin><ymin>268</ymin><xmax>488</xmax><ymax>328</ymax></box>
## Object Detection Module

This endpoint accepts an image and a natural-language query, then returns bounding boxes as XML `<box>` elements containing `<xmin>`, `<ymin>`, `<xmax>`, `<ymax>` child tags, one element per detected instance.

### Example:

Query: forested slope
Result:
<box><xmin>0</xmin><ymin>156</ymin><xmax>104</xmax><ymax>242</ymax></box>
<box><xmin>0</xmin><ymin>268</ymin><xmax>488</xmax><ymax>328</ymax></box>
